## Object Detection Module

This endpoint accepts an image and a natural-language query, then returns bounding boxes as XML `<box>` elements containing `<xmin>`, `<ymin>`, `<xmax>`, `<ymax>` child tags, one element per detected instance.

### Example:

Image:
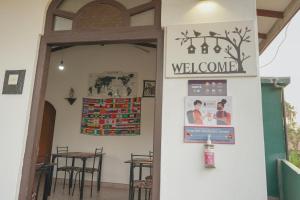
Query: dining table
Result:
<box><xmin>124</xmin><ymin>158</ymin><xmax>153</xmax><ymax>200</ymax></box>
<box><xmin>51</xmin><ymin>152</ymin><xmax>104</xmax><ymax>200</ymax></box>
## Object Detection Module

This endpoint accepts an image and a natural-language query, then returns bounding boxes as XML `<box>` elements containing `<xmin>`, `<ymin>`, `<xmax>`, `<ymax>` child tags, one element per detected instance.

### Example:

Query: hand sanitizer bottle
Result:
<box><xmin>204</xmin><ymin>135</ymin><xmax>215</xmax><ymax>168</ymax></box>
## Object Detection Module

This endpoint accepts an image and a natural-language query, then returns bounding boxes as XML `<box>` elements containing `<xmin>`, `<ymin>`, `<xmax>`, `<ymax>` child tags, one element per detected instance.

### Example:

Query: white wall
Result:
<box><xmin>0</xmin><ymin>1</ymin><xmax>49</xmax><ymax>199</ymax></box>
<box><xmin>46</xmin><ymin>44</ymin><xmax>156</xmax><ymax>184</ymax></box>
<box><xmin>160</xmin><ymin>1</ymin><xmax>267</xmax><ymax>200</ymax></box>
<box><xmin>0</xmin><ymin>0</ymin><xmax>268</xmax><ymax>199</ymax></box>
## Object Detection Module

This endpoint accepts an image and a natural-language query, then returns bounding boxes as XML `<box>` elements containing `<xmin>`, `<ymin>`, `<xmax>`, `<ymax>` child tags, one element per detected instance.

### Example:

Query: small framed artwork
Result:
<box><xmin>2</xmin><ymin>70</ymin><xmax>26</xmax><ymax>95</ymax></box>
<box><xmin>143</xmin><ymin>80</ymin><xmax>156</xmax><ymax>97</ymax></box>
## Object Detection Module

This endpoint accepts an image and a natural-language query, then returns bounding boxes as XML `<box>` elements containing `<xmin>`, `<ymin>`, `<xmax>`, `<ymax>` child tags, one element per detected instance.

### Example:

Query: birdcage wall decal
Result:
<box><xmin>201</xmin><ymin>37</ymin><xmax>209</xmax><ymax>54</ymax></box>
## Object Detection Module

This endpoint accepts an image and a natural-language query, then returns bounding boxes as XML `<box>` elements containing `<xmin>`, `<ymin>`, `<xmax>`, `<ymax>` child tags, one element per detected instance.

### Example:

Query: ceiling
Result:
<box><xmin>257</xmin><ymin>0</ymin><xmax>299</xmax><ymax>54</ymax></box>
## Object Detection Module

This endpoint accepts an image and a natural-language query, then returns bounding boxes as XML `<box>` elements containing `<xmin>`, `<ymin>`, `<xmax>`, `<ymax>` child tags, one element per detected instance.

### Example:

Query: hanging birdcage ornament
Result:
<box><xmin>201</xmin><ymin>37</ymin><xmax>209</xmax><ymax>54</ymax></box>
<box><xmin>187</xmin><ymin>42</ymin><xmax>196</xmax><ymax>54</ymax></box>
<box><xmin>213</xmin><ymin>38</ymin><xmax>222</xmax><ymax>53</ymax></box>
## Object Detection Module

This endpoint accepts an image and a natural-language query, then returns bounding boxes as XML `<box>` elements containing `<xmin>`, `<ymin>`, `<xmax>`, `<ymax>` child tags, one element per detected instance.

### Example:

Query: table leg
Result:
<box><xmin>80</xmin><ymin>158</ymin><xmax>87</xmax><ymax>200</ymax></box>
<box><xmin>69</xmin><ymin>157</ymin><xmax>75</xmax><ymax>194</ymax></box>
<box><xmin>97</xmin><ymin>155</ymin><xmax>103</xmax><ymax>191</ymax></box>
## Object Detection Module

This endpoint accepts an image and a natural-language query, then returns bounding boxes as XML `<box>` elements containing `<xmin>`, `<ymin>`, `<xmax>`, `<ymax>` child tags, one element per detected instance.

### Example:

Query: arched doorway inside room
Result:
<box><xmin>19</xmin><ymin>0</ymin><xmax>163</xmax><ymax>200</ymax></box>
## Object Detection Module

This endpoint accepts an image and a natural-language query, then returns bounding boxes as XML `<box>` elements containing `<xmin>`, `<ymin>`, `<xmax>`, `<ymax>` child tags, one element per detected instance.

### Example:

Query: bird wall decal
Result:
<box><xmin>193</xmin><ymin>30</ymin><xmax>201</xmax><ymax>37</ymax></box>
<box><xmin>209</xmin><ymin>31</ymin><xmax>220</xmax><ymax>37</ymax></box>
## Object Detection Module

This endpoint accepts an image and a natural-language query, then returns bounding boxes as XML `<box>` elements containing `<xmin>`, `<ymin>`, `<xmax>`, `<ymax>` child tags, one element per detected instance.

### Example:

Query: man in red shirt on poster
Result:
<box><xmin>186</xmin><ymin>100</ymin><xmax>204</xmax><ymax>125</ymax></box>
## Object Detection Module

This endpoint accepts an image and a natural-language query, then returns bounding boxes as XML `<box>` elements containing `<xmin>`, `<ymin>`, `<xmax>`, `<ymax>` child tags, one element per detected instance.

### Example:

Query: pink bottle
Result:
<box><xmin>204</xmin><ymin>135</ymin><xmax>215</xmax><ymax>168</ymax></box>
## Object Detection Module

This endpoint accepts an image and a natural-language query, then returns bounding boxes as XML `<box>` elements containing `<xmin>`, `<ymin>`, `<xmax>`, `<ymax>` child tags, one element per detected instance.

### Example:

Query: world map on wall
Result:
<box><xmin>88</xmin><ymin>72</ymin><xmax>137</xmax><ymax>98</ymax></box>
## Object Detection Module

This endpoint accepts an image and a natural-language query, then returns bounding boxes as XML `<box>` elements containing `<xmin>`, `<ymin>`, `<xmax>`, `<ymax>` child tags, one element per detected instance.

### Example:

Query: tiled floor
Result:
<box><xmin>35</xmin><ymin>176</ymin><xmax>149</xmax><ymax>200</ymax></box>
<box><xmin>47</xmin><ymin>182</ymin><xmax>129</xmax><ymax>200</ymax></box>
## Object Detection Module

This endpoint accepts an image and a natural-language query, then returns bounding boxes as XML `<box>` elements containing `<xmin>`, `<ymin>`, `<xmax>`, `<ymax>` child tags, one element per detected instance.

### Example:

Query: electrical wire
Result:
<box><xmin>260</xmin><ymin>22</ymin><xmax>291</xmax><ymax>69</ymax></box>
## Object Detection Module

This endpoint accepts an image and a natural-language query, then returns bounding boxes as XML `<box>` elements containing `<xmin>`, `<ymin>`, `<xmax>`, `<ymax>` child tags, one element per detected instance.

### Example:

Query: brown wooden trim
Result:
<box><xmin>20</xmin><ymin>32</ymin><xmax>163</xmax><ymax>200</ymax></box>
<box><xmin>53</xmin><ymin>9</ymin><xmax>75</xmax><ymax>20</ymax></box>
<box><xmin>51</xmin><ymin>43</ymin><xmax>157</xmax><ymax>52</ymax></box>
<box><xmin>135</xmin><ymin>43</ymin><xmax>157</xmax><ymax>48</ymax></box>
<box><xmin>128</xmin><ymin>1</ymin><xmax>155</xmax><ymax>16</ymax></box>
<box><xmin>18</xmin><ymin>39</ymin><xmax>51</xmax><ymax>200</ymax></box>
<box><xmin>51</xmin><ymin>45</ymin><xmax>73</xmax><ymax>52</ymax></box>
<box><xmin>152</xmin><ymin>30</ymin><xmax>163</xmax><ymax>200</ymax></box>
<box><xmin>259</xmin><ymin>0</ymin><xmax>300</xmax><ymax>54</ymax></box>
<box><xmin>46</xmin><ymin>0</ymin><xmax>161</xmax><ymax>33</ymax></box>
<box><xmin>45</xmin><ymin>26</ymin><xmax>161</xmax><ymax>45</ymax></box>
<box><xmin>257</xmin><ymin>9</ymin><xmax>284</xmax><ymax>18</ymax></box>
<box><xmin>258</xmin><ymin>33</ymin><xmax>267</xmax><ymax>39</ymax></box>
<box><xmin>19</xmin><ymin>1</ymin><xmax>163</xmax><ymax>200</ymax></box>
<box><xmin>154</xmin><ymin>0</ymin><xmax>162</xmax><ymax>28</ymax></box>
<box><xmin>45</xmin><ymin>0</ymin><xmax>64</xmax><ymax>33</ymax></box>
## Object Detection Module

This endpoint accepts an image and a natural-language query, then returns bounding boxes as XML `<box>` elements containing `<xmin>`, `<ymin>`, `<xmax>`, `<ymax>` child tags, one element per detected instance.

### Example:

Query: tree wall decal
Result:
<box><xmin>175</xmin><ymin>26</ymin><xmax>252</xmax><ymax>73</ymax></box>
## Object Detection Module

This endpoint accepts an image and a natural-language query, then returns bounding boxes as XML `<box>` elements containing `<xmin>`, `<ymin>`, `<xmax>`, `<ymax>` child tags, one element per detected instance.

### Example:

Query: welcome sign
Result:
<box><xmin>165</xmin><ymin>20</ymin><xmax>258</xmax><ymax>78</ymax></box>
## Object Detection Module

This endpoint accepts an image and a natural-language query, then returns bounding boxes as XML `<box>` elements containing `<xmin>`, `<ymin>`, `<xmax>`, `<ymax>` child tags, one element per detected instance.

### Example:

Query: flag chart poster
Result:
<box><xmin>184</xmin><ymin>96</ymin><xmax>235</xmax><ymax>144</ymax></box>
<box><xmin>81</xmin><ymin>97</ymin><xmax>141</xmax><ymax>136</ymax></box>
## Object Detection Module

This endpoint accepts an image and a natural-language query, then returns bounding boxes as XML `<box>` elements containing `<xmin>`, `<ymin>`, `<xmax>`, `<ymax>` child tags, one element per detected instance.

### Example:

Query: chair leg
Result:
<box><xmin>68</xmin><ymin>172</ymin><xmax>71</xmax><ymax>195</ymax></box>
<box><xmin>63</xmin><ymin>170</ymin><xmax>67</xmax><ymax>190</ymax></box>
<box><xmin>148</xmin><ymin>189</ymin><xmax>151</xmax><ymax>200</ymax></box>
<box><xmin>90</xmin><ymin>172</ymin><xmax>94</xmax><ymax>197</ymax></box>
<box><xmin>78</xmin><ymin>172</ymin><xmax>81</xmax><ymax>192</ymax></box>
<box><xmin>36</xmin><ymin>172</ymin><xmax>43</xmax><ymax>199</ymax></box>
<box><xmin>128</xmin><ymin>185</ymin><xmax>131</xmax><ymax>200</ymax></box>
<box><xmin>132</xmin><ymin>188</ymin><xmax>135</xmax><ymax>200</ymax></box>
<box><xmin>53</xmin><ymin>170</ymin><xmax>58</xmax><ymax>192</ymax></box>
<box><xmin>72</xmin><ymin>172</ymin><xmax>78</xmax><ymax>196</ymax></box>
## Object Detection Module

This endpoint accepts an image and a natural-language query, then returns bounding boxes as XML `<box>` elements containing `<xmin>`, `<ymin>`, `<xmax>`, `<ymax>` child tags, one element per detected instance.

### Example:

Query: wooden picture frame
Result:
<box><xmin>143</xmin><ymin>80</ymin><xmax>156</xmax><ymax>97</ymax></box>
<box><xmin>2</xmin><ymin>70</ymin><xmax>26</xmax><ymax>95</ymax></box>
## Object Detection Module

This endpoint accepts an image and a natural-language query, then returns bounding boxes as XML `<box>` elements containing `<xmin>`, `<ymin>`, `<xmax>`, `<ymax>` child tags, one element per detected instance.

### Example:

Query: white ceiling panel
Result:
<box><xmin>257</xmin><ymin>16</ymin><xmax>278</xmax><ymax>33</ymax></box>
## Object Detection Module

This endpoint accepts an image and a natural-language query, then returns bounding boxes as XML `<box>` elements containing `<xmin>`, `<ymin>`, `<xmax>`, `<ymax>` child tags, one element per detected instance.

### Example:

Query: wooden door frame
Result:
<box><xmin>18</xmin><ymin>1</ymin><xmax>163</xmax><ymax>200</ymax></box>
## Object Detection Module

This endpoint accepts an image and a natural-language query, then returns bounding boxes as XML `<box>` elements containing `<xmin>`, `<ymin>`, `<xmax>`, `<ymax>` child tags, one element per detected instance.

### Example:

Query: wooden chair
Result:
<box><xmin>132</xmin><ymin>176</ymin><xmax>152</xmax><ymax>200</ymax></box>
<box><xmin>33</xmin><ymin>163</ymin><xmax>55</xmax><ymax>200</ymax></box>
<box><xmin>53</xmin><ymin>146</ymin><xmax>74</xmax><ymax>193</ymax></box>
<box><xmin>72</xmin><ymin>147</ymin><xmax>104</xmax><ymax>197</ymax></box>
<box><xmin>129</xmin><ymin>153</ymin><xmax>153</xmax><ymax>200</ymax></box>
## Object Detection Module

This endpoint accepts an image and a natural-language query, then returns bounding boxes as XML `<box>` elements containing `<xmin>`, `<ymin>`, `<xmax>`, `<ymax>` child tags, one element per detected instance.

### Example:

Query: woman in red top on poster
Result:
<box><xmin>215</xmin><ymin>99</ymin><xmax>231</xmax><ymax>125</ymax></box>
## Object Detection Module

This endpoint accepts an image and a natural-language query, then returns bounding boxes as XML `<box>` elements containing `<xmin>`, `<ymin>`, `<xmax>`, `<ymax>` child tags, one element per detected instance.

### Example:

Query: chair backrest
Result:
<box><xmin>56</xmin><ymin>146</ymin><xmax>68</xmax><ymax>167</ymax></box>
<box><xmin>149</xmin><ymin>151</ymin><xmax>154</xmax><ymax>175</ymax></box>
<box><xmin>130</xmin><ymin>153</ymin><xmax>153</xmax><ymax>167</ymax></box>
<box><xmin>130</xmin><ymin>153</ymin><xmax>153</xmax><ymax>180</ymax></box>
<box><xmin>149</xmin><ymin>151</ymin><xmax>153</xmax><ymax>159</ymax></box>
<box><xmin>92</xmin><ymin>147</ymin><xmax>104</xmax><ymax>170</ymax></box>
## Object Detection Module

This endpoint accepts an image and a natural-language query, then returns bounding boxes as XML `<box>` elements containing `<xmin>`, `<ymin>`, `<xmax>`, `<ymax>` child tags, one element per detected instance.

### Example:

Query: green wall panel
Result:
<box><xmin>262</xmin><ymin>84</ymin><xmax>287</xmax><ymax>198</ymax></box>
<box><xmin>281</xmin><ymin>160</ymin><xmax>300</xmax><ymax>200</ymax></box>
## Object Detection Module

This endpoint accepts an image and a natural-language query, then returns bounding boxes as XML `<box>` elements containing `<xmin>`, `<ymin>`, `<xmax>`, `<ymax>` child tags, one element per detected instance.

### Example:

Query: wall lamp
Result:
<box><xmin>196</xmin><ymin>0</ymin><xmax>217</xmax><ymax>12</ymax></box>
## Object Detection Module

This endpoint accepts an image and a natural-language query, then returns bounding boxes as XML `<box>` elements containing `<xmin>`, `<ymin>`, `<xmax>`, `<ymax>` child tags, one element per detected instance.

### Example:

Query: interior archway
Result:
<box><xmin>19</xmin><ymin>0</ymin><xmax>163</xmax><ymax>200</ymax></box>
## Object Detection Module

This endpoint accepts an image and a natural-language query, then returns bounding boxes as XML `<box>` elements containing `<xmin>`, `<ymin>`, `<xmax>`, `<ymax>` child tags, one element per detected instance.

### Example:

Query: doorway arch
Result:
<box><xmin>19</xmin><ymin>0</ymin><xmax>163</xmax><ymax>199</ymax></box>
